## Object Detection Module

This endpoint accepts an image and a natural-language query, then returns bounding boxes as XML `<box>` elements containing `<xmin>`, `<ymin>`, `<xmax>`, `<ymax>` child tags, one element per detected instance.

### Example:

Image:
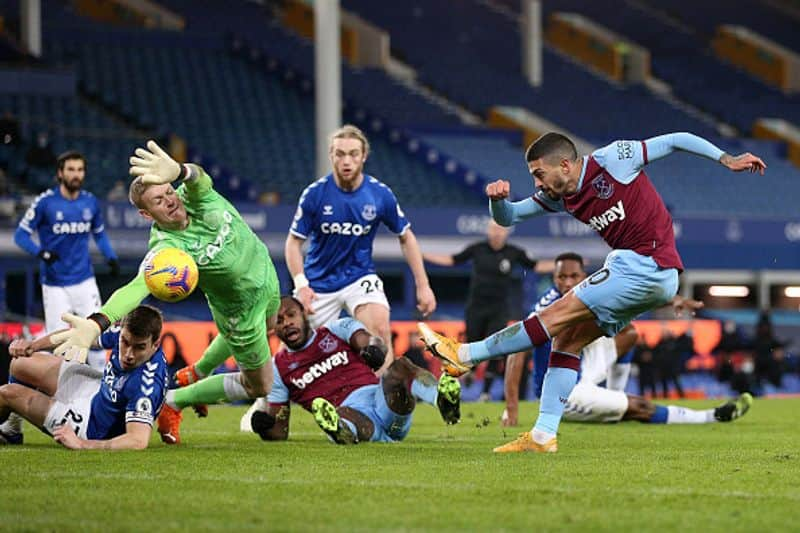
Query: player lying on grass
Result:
<box><xmin>46</xmin><ymin>140</ymin><xmax>281</xmax><ymax>445</ymax></box>
<box><xmin>500</xmin><ymin>252</ymin><xmax>751</xmax><ymax>429</ymax></box>
<box><xmin>250</xmin><ymin>296</ymin><xmax>461</xmax><ymax>444</ymax></box>
<box><xmin>0</xmin><ymin>306</ymin><xmax>168</xmax><ymax>450</ymax></box>
<box><xmin>419</xmin><ymin>131</ymin><xmax>765</xmax><ymax>453</ymax></box>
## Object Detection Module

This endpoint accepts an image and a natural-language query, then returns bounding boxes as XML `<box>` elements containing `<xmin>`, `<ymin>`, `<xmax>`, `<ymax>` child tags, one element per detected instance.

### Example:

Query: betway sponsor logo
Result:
<box><xmin>320</xmin><ymin>222</ymin><xmax>372</xmax><ymax>236</ymax></box>
<box><xmin>587</xmin><ymin>200</ymin><xmax>626</xmax><ymax>232</ymax></box>
<box><xmin>291</xmin><ymin>351</ymin><xmax>350</xmax><ymax>389</ymax></box>
<box><xmin>52</xmin><ymin>221</ymin><xmax>92</xmax><ymax>234</ymax></box>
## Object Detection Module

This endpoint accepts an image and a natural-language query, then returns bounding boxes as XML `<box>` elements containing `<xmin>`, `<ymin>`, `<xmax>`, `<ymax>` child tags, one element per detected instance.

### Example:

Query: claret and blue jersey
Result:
<box><xmin>86</xmin><ymin>327</ymin><xmax>169</xmax><ymax>440</ymax></box>
<box><xmin>14</xmin><ymin>187</ymin><xmax>117</xmax><ymax>286</ymax></box>
<box><xmin>290</xmin><ymin>174</ymin><xmax>410</xmax><ymax>293</ymax></box>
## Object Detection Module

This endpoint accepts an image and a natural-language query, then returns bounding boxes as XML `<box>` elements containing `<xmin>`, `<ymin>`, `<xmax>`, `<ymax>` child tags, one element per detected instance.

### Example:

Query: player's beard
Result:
<box><xmin>61</xmin><ymin>177</ymin><xmax>83</xmax><ymax>194</ymax></box>
<box><xmin>334</xmin><ymin>161</ymin><xmax>364</xmax><ymax>189</ymax></box>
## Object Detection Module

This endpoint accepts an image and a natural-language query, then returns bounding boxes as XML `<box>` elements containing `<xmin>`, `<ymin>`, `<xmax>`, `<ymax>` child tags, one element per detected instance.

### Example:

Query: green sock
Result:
<box><xmin>195</xmin><ymin>334</ymin><xmax>231</xmax><ymax>377</ymax></box>
<box><xmin>173</xmin><ymin>374</ymin><xmax>229</xmax><ymax>408</ymax></box>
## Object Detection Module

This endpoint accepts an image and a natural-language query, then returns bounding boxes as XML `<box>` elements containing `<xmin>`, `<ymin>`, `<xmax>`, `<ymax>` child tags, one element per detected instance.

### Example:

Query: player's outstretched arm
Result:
<box><xmin>643</xmin><ymin>132</ymin><xmax>766</xmax><ymax>175</ymax></box>
<box><xmin>486</xmin><ymin>180</ymin><xmax>549</xmax><ymax>226</ymax></box>
<box><xmin>422</xmin><ymin>253</ymin><xmax>456</xmax><ymax>267</ymax></box>
<box><xmin>502</xmin><ymin>352</ymin><xmax>526</xmax><ymax>427</ymax></box>
<box><xmin>53</xmin><ymin>421</ymin><xmax>152</xmax><ymax>450</ymax></box>
<box><xmin>398</xmin><ymin>229</ymin><xmax>436</xmax><ymax>317</ymax></box>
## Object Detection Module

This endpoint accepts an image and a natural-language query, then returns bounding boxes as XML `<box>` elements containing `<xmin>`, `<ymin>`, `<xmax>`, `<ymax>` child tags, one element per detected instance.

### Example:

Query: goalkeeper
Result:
<box><xmin>52</xmin><ymin>140</ymin><xmax>281</xmax><ymax>444</ymax></box>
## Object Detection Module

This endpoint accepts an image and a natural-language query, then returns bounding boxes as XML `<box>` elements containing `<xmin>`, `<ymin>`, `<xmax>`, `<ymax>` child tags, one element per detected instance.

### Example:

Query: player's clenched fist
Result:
<box><xmin>485</xmin><ymin>180</ymin><xmax>511</xmax><ymax>200</ymax></box>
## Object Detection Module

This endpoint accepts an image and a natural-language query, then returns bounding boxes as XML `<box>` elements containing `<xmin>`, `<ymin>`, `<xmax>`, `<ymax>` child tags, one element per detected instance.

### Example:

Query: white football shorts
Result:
<box><xmin>302</xmin><ymin>274</ymin><xmax>390</xmax><ymax>329</ymax></box>
<box><xmin>563</xmin><ymin>381</ymin><xmax>629</xmax><ymax>423</ymax></box>
<box><xmin>43</xmin><ymin>361</ymin><xmax>103</xmax><ymax>439</ymax></box>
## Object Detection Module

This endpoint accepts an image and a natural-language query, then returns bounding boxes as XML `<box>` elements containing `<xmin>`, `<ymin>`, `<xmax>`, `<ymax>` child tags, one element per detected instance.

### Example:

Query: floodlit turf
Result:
<box><xmin>3</xmin><ymin>398</ymin><xmax>799</xmax><ymax>532</ymax></box>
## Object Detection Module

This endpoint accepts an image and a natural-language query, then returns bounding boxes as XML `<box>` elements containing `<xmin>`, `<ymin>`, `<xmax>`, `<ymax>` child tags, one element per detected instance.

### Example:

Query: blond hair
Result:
<box><xmin>128</xmin><ymin>176</ymin><xmax>151</xmax><ymax>209</ymax></box>
<box><xmin>329</xmin><ymin>124</ymin><xmax>370</xmax><ymax>157</ymax></box>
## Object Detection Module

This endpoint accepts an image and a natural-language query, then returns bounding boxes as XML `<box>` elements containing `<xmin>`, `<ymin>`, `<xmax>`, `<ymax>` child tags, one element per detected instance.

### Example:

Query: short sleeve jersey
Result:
<box><xmin>290</xmin><ymin>174</ymin><xmax>410</xmax><ymax>292</ymax></box>
<box><xmin>268</xmin><ymin>318</ymin><xmax>379</xmax><ymax>410</ymax></box>
<box><xmin>16</xmin><ymin>187</ymin><xmax>105</xmax><ymax>285</ymax></box>
<box><xmin>86</xmin><ymin>327</ymin><xmax>169</xmax><ymax>440</ymax></box>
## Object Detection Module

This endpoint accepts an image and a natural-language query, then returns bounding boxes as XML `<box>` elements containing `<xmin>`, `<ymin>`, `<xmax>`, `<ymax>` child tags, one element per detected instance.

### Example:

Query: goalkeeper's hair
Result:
<box><xmin>128</xmin><ymin>176</ymin><xmax>150</xmax><ymax>209</ymax></box>
<box><xmin>525</xmin><ymin>132</ymin><xmax>577</xmax><ymax>164</ymax></box>
<box><xmin>329</xmin><ymin>124</ymin><xmax>370</xmax><ymax>157</ymax></box>
<box><xmin>121</xmin><ymin>305</ymin><xmax>163</xmax><ymax>343</ymax></box>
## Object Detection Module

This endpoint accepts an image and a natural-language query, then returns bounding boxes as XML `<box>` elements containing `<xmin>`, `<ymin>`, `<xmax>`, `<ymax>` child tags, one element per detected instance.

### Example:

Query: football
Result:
<box><xmin>143</xmin><ymin>247</ymin><xmax>199</xmax><ymax>302</ymax></box>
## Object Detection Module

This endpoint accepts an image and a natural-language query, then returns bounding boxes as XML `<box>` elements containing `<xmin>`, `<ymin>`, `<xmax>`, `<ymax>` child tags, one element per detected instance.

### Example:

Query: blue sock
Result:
<box><xmin>410</xmin><ymin>378</ymin><xmax>437</xmax><ymax>405</ymax></box>
<box><xmin>533</xmin><ymin>365</ymin><xmax>578</xmax><ymax>435</ymax></box>
<box><xmin>469</xmin><ymin>321</ymin><xmax>533</xmax><ymax>364</ymax></box>
<box><xmin>649</xmin><ymin>405</ymin><xmax>669</xmax><ymax>424</ymax></box>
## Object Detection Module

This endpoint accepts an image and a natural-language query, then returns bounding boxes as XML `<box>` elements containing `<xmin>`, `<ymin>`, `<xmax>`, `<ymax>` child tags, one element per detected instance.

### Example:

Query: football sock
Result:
<box><xmin>606</xmin><ymin>362</ymin><xmax>631</xmax><ymax>391</ymax></box>
<box><xmin>170</xmin><ymin>372</ymin><xmax>249</xmax><ymax>409</ymax></box>
<box><xmin>666</xmin><ymin>405</ymin><xmax>715</xmax><ymax>424</ymax></box>
<box><xmin>410</xmin><ymin>376</ymin><xmax>437</xmax><ymax>405</ymax></box>
<box><xmin>532</xmin><ymin>351</ymin><xmax>580</xmax><ymax>441</ymax></box>
<box><xmin>0</xmin><ymin>412</ymin><xmax>23</xmax><ymax>434</ymax></box>
<box><xmin>466</xmin><ymin>316</ymin><xmax>549</xmax><ymax>365</ymax></box>
<box><xmin>648</xmin><ymin>405</ymin><xmax>669</xmax><ymax>424</ymax></box>
<box><xmin>195</xmin><ymin>334</ymin><xmax>232</xmax><ymax>377</ymax></box>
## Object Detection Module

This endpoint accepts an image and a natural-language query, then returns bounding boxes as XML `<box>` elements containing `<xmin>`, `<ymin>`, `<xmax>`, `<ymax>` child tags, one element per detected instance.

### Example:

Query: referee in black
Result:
<box><xmin>424</xmin><ymin>220</ymin><xmax>538</xmax><ymax>400</ymax></box>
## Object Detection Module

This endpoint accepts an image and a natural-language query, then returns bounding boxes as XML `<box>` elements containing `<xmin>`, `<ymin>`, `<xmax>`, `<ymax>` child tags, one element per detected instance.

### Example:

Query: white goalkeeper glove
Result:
<box><xmin>50</xmin><ymin>313</ymin><xmax>102</xmax><ymax>364</ymax></box>
<box><xmin>129</xmin><ymin>140</ymin><xmax>184</xmax><ymax>185</ymax></box>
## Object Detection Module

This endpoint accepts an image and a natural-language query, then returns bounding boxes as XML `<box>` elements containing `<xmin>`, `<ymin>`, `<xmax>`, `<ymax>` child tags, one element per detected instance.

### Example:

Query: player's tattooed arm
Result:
<box><xmin>719</xmin><ymin>152</ymin><xmax>767</xmax><ymax>175</ymax></box>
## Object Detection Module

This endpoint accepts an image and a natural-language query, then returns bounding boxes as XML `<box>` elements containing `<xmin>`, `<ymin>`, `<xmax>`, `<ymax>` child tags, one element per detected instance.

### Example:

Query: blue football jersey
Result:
<box><xmin>16</xmin><ymin>187</ymin><xmax>107</xmax><ymax>286</ymax></box>
<box><xmin>290</xmin><ymin>174</ymin><xmax>410</xmax><ymax>292</ymax></box>
<box><xmin>86</xmin><ymin>327</ymin><xmax>169</xmax><ymax>440</ymax></box>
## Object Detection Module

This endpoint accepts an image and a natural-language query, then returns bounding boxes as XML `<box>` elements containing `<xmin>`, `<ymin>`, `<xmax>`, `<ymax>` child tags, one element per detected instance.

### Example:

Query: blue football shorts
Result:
<box><xmin>340</xmin><ymin>381</ymin><xmax>412</xmax><ymax>443</ymax></box>
<box><xmin>573</xmin><ymin>249</ymin><xmax>679</xmax><ymax>337</ymax></box>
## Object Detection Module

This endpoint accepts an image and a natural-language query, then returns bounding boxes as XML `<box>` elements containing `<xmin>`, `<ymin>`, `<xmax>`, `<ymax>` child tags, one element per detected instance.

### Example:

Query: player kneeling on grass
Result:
<box><xmin>251</xmin><ymin>296</ymin><xmax>461</xmax><ymax>444</ymax></box>
<box><xmin>0</xmin><ymin>306</ymin><xmax>168</xmax><ymax>450</ymax></box>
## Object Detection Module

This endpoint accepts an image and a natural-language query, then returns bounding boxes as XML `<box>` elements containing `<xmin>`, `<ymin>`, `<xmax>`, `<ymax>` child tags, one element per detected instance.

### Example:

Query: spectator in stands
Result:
<box><xmin>106</xmin><ymin>180</ymin><xmax>128</xmax><ymax>202</ymax></box>
<box><xmin>0</xmin><ymin>111</ymin><xmax>20</xmax><ymax>146</ymax></box>
<box><xmin>731</xmin><ymin>355</ymin><xmax>759</xmax><ymax>396</ymax></box>
<box><xmin>633</xmin><ymin>338</ymin><xmax>657</xmax><ymax>397</ymax></box>
<box><xmin>424</xmin><ymin>220</ymin><xmax>537</xmax><ymax>401</ymax></box>
<box><xmin>753</xmin><ymin>312</ymin><xmax>787</xmax><ymax>388</ymax></box>
<box><xmin>713</xmin><ymin>320</ymin><xmax>747</xmax><ymax>382</ymax></box>
<box><xmin>654</xmin><ymin>327</ymin><xmax>685</xmax><ymax>398</ymax></box>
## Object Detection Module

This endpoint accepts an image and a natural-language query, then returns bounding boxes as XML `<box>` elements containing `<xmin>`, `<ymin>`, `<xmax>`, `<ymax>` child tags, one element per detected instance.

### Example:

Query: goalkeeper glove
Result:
<box><xmin>38</xmin><ymin>249</ymin><xmax>59</xmax><ymax>264</ymax></box>
<box><xmin>129</xmin><ymin>140</ymin><xmax>187</xmax><ymax>185</ymax></box>
<box><xmin>50</xmin><ymin>313</ymin><xmax>106</xmax><ymax>364</ymax></box>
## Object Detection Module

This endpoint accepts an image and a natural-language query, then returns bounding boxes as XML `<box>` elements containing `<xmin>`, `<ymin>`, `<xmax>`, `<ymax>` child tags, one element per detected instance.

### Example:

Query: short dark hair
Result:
<box><xmin>280</xmin><ymin>295</ymin><xmax>305</xmax><ymax>313</ymax></box>
<box><xmin>525</xmin><ymin>132</ymin><xmax>577</xmax><ymax>163</ymax></box>
<box><xmin>554</xmin><ymin>252</ymin><xmax>584</xmax><ymax>268</ymax></box>
<box><xmin>121</xmin><ymin>305</ymin><xmax>163</xmax><ymax>343</ymax></box>
<box><xmin>56</xmin><ymin>150</ymin><xmax>86</xmax><ymax>172</ymax></box>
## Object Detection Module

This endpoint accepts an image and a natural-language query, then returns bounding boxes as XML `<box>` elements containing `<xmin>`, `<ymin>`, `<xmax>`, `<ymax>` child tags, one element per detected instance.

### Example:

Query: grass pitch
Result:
<box><xmin>3</xmin><ymin>398</ymin><xmax>799</xmax><ymax>532</ymax></box>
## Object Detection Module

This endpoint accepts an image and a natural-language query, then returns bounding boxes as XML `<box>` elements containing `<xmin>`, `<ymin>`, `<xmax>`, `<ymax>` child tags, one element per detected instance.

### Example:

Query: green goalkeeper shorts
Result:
<box><xmin>208</xmin><ymin>263</ymin><xmax>280</xmax><ymax>370</ymax></box>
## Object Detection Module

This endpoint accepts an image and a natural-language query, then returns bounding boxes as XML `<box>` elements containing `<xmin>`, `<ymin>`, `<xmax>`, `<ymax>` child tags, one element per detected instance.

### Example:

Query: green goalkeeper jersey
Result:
<box><xmin>100</xmin><ymin>166</ymin><xmax>275</xmax><ymax>322</ymax></box>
